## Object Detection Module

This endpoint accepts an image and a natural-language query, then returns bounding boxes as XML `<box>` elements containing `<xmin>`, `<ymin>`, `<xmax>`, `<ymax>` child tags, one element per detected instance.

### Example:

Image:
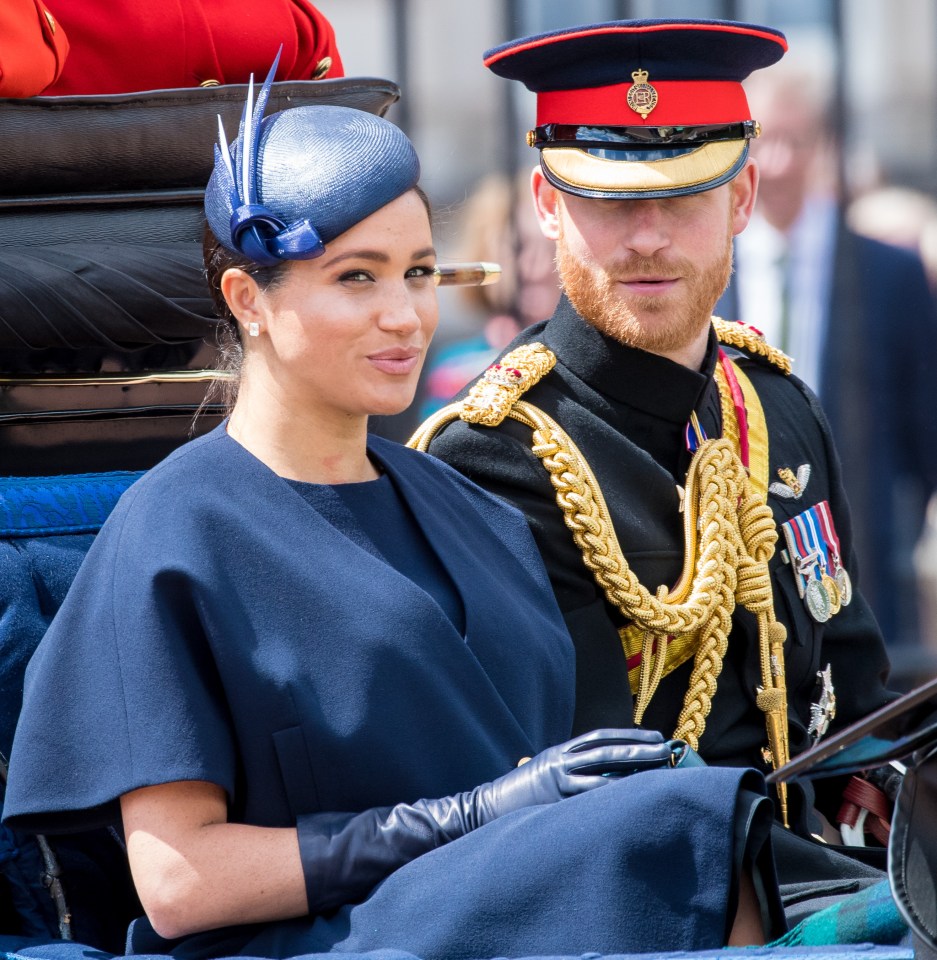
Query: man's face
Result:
<box><xmin>534</xmin><ymin>167</ymin><xmax>755</xmax><ymax>358</ymax></box>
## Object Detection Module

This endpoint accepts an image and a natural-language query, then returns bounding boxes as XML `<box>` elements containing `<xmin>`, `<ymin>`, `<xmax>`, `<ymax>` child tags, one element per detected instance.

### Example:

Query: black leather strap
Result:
<box><xmin>888</xmin><ymin>743</ymin><xmax>937</xmax><ymax>951</ymax></box>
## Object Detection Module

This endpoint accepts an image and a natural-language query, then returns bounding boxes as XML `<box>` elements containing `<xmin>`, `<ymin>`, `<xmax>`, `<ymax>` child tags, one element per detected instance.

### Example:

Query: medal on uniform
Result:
<box><xmin>834</xmin><ymin>567</ymin><xmax>853</xmax><ymax>606</ymax></box>
<box><xmin>810</xmin><ymin>506</ymin><xmax>842</xmax><ymax>616</ymax></box>
<box><xmin>822</xmin><ymin>572</ymin><xmax>842</xmax><ymax>615</ymax></box>
<box><xmin>781</xmin><ymin>506</ymin><xmax>835</xmax><ymax>623</ymax></box>
<box><xmin>808</xmin><ymin>663</ymin><xmax>837</xmax><ymax>744</ymax></box>
<box><xmin>803</xmin><ymin>575</ymin><xmax>832</xmax><ymax>622</ymax></box>
<box><xmin>815</xmin><ymin>500</ymin><xmax>852</xmax><ymax>607</ymax></box>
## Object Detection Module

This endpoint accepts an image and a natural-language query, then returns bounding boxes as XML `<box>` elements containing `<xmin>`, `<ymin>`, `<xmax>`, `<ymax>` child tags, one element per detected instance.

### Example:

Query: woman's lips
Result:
<box><xmin>367</xmin><ymin>349</ymin><xmax>421</xmax><ymax>375</ymax></box>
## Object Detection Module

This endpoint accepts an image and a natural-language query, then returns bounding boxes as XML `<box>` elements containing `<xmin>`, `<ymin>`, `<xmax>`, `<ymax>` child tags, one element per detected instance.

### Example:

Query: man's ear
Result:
<box><xmin>220</xmin><ymin>268</ymin><xmax>265</xmax><ymax>338</ymax></box>
<box><xmin>532</xmin><ymin>167</ymin><xmax>562</xmax><ymax>241</ymax></box>
<box><xmin>730</xmin><ymin>161</ymin><xmax>759</xmax><ymax>236</ymax></box>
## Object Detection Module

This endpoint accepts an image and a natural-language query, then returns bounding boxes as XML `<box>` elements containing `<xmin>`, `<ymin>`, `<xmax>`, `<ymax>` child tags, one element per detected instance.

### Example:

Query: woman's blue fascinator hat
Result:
<box><xmin>205</xmin><ymin>53</ymin><xmax>420</xmax><ymax>266</ymax></box>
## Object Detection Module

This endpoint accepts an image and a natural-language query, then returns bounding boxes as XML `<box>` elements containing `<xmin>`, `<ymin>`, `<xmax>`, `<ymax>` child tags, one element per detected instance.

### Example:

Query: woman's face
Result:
<box><xmin>240</xmin><ymin>190</ymin><xmax>438</xmax><ymax>421</ymax></box>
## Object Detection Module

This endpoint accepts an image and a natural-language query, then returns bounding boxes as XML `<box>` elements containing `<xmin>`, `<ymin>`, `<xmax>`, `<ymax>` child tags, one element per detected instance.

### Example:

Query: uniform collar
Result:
<box><xmin>542</xmin><ymin>295</ymin><xmax>719</xmax><ymax>423</ymax></box>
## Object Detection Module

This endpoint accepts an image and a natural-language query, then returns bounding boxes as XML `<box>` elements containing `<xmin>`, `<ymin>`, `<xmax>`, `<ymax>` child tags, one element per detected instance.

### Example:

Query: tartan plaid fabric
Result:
<box><xmin>771</xmin><ymin>880</ymin><xmax>910</xmax><ymax>947</ymax></box>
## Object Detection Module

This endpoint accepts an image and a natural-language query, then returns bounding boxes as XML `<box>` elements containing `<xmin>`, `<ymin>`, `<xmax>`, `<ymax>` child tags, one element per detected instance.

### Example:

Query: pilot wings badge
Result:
<box><xmin>770</xmin><ymin>464</ymin><xmax>811</xmax><ymax>500</ymax></box>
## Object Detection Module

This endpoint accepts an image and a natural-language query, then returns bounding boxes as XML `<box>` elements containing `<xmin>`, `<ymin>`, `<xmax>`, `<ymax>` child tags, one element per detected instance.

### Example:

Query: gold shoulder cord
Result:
<box><xmin>409</xmin><ymin>332</ymin><xmax>791</xmax><ymax>824</ymax></box>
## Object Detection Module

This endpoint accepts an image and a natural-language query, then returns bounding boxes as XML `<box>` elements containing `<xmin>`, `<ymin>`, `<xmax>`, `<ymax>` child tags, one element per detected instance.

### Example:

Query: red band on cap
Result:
<box><xmin>536</xmin><ymin>80</ymin><xmax>750</xmax><ymax>127</ymax></box>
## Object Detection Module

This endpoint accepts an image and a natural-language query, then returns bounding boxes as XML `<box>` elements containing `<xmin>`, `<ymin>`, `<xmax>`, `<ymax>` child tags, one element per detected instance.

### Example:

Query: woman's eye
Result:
<box><xmin>339</xmin><ymin>269</ymin><xmax>374</xmax><ymax>283</ymax></box>
<box><xmin>406</xmin><ymin>265</ymin><xmax>435</xmax><ymax>280</ymax></box>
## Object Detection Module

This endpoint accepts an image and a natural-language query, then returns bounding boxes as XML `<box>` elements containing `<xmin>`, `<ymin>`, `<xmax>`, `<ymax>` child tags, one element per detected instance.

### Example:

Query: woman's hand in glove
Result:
<box><xmin>298</xmin><ymin>728</ymin><xmax>674</xmax><ymax>913</ymax></box>
<box><xmin>463</xmin><ymin>727</ymin><xmax>673</xmax><ymax>824</ymax></box>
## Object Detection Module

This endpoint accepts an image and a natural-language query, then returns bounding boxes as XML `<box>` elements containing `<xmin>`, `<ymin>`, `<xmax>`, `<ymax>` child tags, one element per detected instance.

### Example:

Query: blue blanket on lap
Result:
<box><xmin>0</xmin><ymin>941</ymin><xmax>917</xmax><ymax>960</ymax></box>
<box><xmin>771</xmin><ymin>880</ymin><xmax>910</xmax><ymax>948</ymax></box>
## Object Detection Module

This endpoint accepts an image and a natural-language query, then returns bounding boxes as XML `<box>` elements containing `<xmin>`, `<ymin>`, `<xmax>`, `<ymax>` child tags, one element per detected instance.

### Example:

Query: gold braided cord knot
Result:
<box><xmin>520</xmin><ymin>388</ymin><xmax>789</xmax><ymax>814</ymax></box>
<box><xmin>527</xmin><ymin>409</ymin><xmax>736</xmax><ymax>636</ymax></box>
<box><xmin>734</xmin><ymin>495</ymin><xmax>778</xmax><ymax>612</ymax></box>
<box><xmin>756</xmin><ymin>687</ymin><xmax>787</xmax><ymax>713</ymax></box>
<box><xmin>517</xmin><ymin>399</ymin><xmax>780</xmax><ymax>756</ymax></box>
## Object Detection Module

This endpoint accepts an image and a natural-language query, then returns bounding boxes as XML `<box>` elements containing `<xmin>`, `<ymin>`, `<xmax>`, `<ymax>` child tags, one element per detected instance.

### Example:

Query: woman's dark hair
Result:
<box><xmin>201</xmin><ymin>221</ymin><xmax>292</xmax><ymax>411</ymax></box>
<box><xmin>202</xmin><ymin>221</ymin><xmax>291</xmax><ymax>336</ymax></box>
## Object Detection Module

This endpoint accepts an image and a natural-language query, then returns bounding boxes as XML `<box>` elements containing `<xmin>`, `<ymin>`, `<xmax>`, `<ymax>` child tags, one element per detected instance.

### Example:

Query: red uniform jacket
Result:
<box><xmin>0</xmin><ymin>0</ymin><xmax>70</xmax><ymax>97</ymax></box>
<box><xmin>42</xmin><ymin>0</ymin><xmax>343</xmax><ymax>94</ymax></box>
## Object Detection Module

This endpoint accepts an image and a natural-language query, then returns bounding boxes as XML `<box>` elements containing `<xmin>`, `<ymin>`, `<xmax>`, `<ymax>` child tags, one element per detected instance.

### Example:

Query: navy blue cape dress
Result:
<box><xmin>3</xmin><ymin>425</ymin><xmax>777</xmax><ymax>958</ymax></box>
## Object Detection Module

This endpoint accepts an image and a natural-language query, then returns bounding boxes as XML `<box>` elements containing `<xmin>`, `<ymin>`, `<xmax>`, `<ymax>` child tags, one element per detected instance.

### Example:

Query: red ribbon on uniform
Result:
<box><xmin>717</xmin><ymin>349</ymin><xmax>750</xmax><ymax>470</ymax></box>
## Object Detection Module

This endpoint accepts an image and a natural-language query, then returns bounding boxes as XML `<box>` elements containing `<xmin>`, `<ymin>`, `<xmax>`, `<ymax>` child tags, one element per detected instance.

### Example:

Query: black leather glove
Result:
<box><xmin>297</xmin><ymin>728</ymin><xmax>672</xmax><ymax>913</ymax></box>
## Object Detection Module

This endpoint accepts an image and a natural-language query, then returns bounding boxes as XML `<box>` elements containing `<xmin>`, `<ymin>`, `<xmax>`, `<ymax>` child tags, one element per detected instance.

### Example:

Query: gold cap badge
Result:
<box><xmin>627</xmin><ymin>68</ymin><xmax>658</xmax><ymax>120</ymax></box>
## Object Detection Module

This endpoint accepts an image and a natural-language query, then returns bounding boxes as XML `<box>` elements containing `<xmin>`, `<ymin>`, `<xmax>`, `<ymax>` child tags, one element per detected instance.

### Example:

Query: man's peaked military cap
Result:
<box><xmin>484</xmin><ymin>18</ymin><xmax>787</xmax><ymax>200</ymax></box>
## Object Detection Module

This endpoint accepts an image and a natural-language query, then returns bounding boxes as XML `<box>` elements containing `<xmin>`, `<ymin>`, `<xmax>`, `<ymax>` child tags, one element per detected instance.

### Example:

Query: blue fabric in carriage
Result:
<box><xmin>0</xmin><ymin>535</ymin><xmax>94</xmax><ymax>757</ymax></box>
<box><xmin>0</xmin><ymin>471</ymin><xmax>147</xmax><ymax>950</ymax></box>
<box><xmin>0</xmin><ymin>474</ymin><xmax>143</xmax><ymax>538</ymax></box>
<box><xmin>0</xmin><ymin>472</ymin><xmax>142</xmax><ymax>758</ymax></box>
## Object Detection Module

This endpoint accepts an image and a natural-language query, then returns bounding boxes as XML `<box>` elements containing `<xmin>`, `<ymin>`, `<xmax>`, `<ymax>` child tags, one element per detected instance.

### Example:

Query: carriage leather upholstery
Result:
<box><xmin>0</xmin><ymin>77</ymin><xmax>400</xmax><ymax>198</ymax></box>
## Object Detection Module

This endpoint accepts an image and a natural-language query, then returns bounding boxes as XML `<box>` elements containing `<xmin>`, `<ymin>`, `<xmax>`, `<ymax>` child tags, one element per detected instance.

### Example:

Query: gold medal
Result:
<box><xmin>821</xmin><ymin>573</ymin><xmax>841</xmax><ymax>615</ymax></box>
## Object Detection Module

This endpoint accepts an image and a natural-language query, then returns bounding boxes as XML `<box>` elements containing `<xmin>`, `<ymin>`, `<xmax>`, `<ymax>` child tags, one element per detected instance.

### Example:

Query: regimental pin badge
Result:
<box><xmin>627</xmin><ymin>69</ymin><xmax>658</xmax><ymax>120</ymax></box>
<box><xmin>808</xmin><ymin>663</ymin><xmax>837</xmax><ymax>744</ymax></box>
<box><xmin>769</xmin><ymin>464</ymin><xmax>811</xmax><ymax>500</ymax></box>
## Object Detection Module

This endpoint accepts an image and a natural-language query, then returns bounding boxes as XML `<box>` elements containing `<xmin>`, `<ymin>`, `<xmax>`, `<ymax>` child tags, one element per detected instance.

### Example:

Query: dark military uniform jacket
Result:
<box><xmin>427</xmin><ymin>296</ymin><xmax>893</xmax><ymax>826</ymax></box>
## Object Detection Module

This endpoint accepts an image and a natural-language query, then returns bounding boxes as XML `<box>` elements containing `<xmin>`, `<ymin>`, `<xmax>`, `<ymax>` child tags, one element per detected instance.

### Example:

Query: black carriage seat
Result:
<box><xmin>0</xmin><ymin>75</ymin><xmax>401</xmax><ymax>476</ymax></box>
<box><xmin>0</xmin><ymin>76</ymin><xmax>401</xmax><ymax>951</ymax></box>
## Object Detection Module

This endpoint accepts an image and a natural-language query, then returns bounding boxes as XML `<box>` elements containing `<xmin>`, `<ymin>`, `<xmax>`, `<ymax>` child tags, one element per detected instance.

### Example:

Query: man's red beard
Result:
<box><xmin>555</xmin><ymin>223</ymin><xmax>734</xmax><ymax>356</ymax></box>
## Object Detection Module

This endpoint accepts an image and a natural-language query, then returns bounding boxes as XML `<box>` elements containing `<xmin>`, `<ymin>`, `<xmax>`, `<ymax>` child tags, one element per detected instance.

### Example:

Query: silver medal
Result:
<box><xmin>834</xmin><ymin>567</ymin><xmax>853</xmax><ymax>607</ymax></box>
<box><xmin>804</xmin><ymin>576</ymin><xmax>832</xmax><ymax>623</ymax></box>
